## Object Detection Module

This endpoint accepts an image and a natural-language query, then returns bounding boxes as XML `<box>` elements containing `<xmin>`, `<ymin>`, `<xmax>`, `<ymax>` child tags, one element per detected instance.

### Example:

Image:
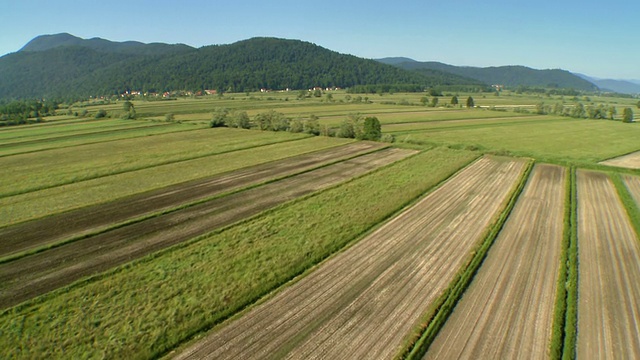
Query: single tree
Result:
<box><xmin>623</xmin><ymin>107</ymin><xmax>634</xmax><ymax>123</ymax></box>
<box><xmin>608</xmin><ymin>106</ymin><xmax>617</xmax><ymax>120</ymax></box>
<box><xmin>466</xmin><ymin>96</ymin><xmax>475</xmax><ymax>108</ymax></box>
<box><xmin>450</xmin><ymin>96</ymin><xmax>459</xmax><ymax>106</ymax></box>
<box><xmin>210</xmin><ymin>108</ymin><xmax>229</xmax><ymax>127</ymax></box>
<box><xmin>430</xmin><ymin>97</ymin><xmax>439</xmax><ymax>107</ymax></box>
<box><xmin>122</xmin><ymin>101</ymin><xmax>134</xmax><ymax>112</ymax></box>
<box><xmin>362</xmin><ymin>116</ymin><xmax>382</xmax><ymax>141</ymax></box>
<box><xmin>289</xmin><ymin>118</ymin><xmax>304</xmax><ymax>133</ymax></box>
<box><xmin>304</xmin><ymin>115</ymin><xmax>320</xmax><ymax>135</ymax></box>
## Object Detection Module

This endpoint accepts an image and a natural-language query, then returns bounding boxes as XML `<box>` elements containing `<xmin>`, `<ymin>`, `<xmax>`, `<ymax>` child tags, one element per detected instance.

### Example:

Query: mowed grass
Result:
<box><xmin>0</xmin><ymin>147</ymin><xmax>478</xmax><ymax>359</ymax></box>
<box><xmin>395</xmin><ymin>117</ymin><xmax>640</xmax><ymax>164</ymax></box>
<box><xmin>0</xmin><ymin>119</ymin><xmax>159</xmax><ymax>144</ymax></box>
<box><xmin>0</xmin><ymin>136</ymin><xmax>352</xmax><ymax>227</ymax></box>
<box><xmin>0</xmin><ymin>123</ymin><xmax>201</xmax><ymax>157</ymax></box>
<box><xmin>0</xmin><ymin>128</ymin><xmax>309</xmax><ymax>198</ymax></box>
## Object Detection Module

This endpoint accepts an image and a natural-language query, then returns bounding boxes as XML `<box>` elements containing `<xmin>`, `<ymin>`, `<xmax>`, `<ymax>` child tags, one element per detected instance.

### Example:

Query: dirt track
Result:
<box><xmin>599</xmin><ymin>151</ymin><xmax>640</xmax><ymax>169</ymax></box>
<box><xmin>576</xmin><ymin>170</ymin><xmax>640</xmax><ymax>359</ymax></box>
<box><xmin>0</xmin><ymin>142</ymin><xmax>385</xmax><ymax>259</ymax></box>
<box><xmin>172</xmin><ymin>156</ymin><xmax>527</xmax><ymax>360</ymax></box>
<box><xmin>425</xmin><ymin>164</ymin><xmax>566</xmax><ymax>359</ymax></box>
<box><xmin>0</xmin><ymin>147</ymin><xmax>412</xmax><ymax>310</ymax></box>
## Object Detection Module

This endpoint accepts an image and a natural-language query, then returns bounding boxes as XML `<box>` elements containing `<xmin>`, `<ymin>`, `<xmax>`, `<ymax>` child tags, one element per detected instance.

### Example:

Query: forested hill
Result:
<box><xmin>378</xmin><ymin>58</ymin><xmax>598</xmax><ymax>91</ymax></box>
<box><xmin>0</xmin><ymin>35</ymin><xmax>483</xmax><ymax>100</ymax></box>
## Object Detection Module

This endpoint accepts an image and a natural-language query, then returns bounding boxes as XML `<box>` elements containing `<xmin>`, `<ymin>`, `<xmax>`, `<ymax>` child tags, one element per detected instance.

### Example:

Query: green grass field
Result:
<box><xmin>393</xmin><ymin>117</ymin><xmax>640</xmax><ymax>164</ymax></box>
<box><xmin>0</xmin><ymin>128</ymin><xmax>309</xmax><ymax>198</ymax></box>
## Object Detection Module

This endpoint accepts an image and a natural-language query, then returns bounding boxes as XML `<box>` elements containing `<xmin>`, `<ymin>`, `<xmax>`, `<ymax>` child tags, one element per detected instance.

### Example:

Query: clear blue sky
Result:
<box><xmin>1</xmin><ymin>0</ymin><xmax>638</xmax><ymax>79</ymax></box>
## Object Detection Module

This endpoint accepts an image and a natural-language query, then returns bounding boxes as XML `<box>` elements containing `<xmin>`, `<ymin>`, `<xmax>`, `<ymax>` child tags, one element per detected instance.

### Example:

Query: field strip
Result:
<box><xmin>173</xmin><ymin>156</ymin><xmax>527</xmax><ymax>360</ymax></box>
<box><xmin>0</xmin><ymin>123</ymin><xmax>200</xmax><ymax>157</ymax></box>
<box><xmin>0</xmin><ymin>137</ymin><xmax>351</xmax><ymax>227</ymax></box>
<box><xmin>425</xmin><ymin>164</ymin><xmax>566</xmax><ymax>359</ymax></box>
<box><xmin>382</xmin><ymin>115</ymin><xmax>543</xmax><ymax>132</ymax></box>
<box><xmin>0</xmin><ymin>120</ymin><xmax>164</xmax><ymax>145</ymax></box>
<box><xmin>0</xmin><ymin>128</ymin><xmax>307</xmax><ymax>198</ymax></box>
<box><xmin>0</xmin><ymin>141</ymin><xmax>386</xmax><ymax>260</ymax></box>
<box><xmin>576</xmin><ymin>170</ymin><xmax>640</xmax><ymax>359</ymax></box>
<box><xmin>599</xmin><ymin>150</ymin><xmax>640</xmax><ymax>169</ymax></box>
<box><xmin>0</xmin><ymin>148</ymin><xmax>415</xmax><ymax>309</ymax></box>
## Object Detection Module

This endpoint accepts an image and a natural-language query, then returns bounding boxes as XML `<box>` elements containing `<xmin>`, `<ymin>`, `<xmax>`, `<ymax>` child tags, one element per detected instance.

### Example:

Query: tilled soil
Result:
<box><xmin>0</xmin><ymin>146</ymin><xmax>411</xmax><ymax>310</ymax></box>
<box><xmin>172</xmin><ymin>156</ymin><xmax>527</xmax><ymax>360</ymax></box>
<box><xmin>0</xmin><ymin>141</ymin><xmax>385</xmax><ymax>259</ymax></box>
<box><xmin>576</xmin><ymin>170</ymin><xmax>640</xmax><ymax>359</ymax></box>
<box><xmin>425</xmin><ymin>164</ymin><xmax>566</xmax><ymax>359</ymax></box>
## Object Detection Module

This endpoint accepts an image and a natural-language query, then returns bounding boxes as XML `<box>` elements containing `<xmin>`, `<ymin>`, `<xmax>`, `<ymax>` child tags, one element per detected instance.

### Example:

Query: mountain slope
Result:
<box><xmin>19</xmin><ymin>33</ymin><xmax>195</xmax><ymax>56</ymax></box>
<box><xmin>381</xmin><ymin>60</ymin><xmax>598</xmax><ymax>91</ymax></box>
<box><xmin>0</xmin><ymin>35</ymin><xmax>484</xmax><ymax>99</ymax></box>
<box><xmin>574</xmin><ymin>73</ymin><xmax>640</xmax><ymax>94</ymax></box>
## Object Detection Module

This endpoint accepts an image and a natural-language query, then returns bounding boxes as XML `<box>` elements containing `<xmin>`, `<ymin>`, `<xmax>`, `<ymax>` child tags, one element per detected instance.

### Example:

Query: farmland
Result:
<box><xmin>2</xmin><ymin>90</ymin><xmax>640</xmax><ymax>359</ymax></box>
<box><xmin>425</xmin><ymin>164</ymin><xmax>566</xmax><ymax>359</ymax></box>
<box><xmin>173</xmin><ymin>156</ymin><xmax>527</xmax><ymax>360</ymax></box>
<box><xmin>600</xmin><ymin>150</ymin><xmax>640</xmax><ymax>169</ymax></box>
<box><xmin>576</xmin><ymin>171</ymin><xmax>640</xmax><ymax>358</ymax></box>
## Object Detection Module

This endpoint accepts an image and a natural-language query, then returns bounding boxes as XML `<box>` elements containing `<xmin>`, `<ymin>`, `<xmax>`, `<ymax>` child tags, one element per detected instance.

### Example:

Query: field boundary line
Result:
<box><xmin>550</xmin><ymin>165</ymin><xmax>572</xmax><ymax>358</ymax></box>
<box><xmin>562</xmin><ymin>167</ymin><xmax>578</xmax><ymax>360</ymax></box>
<box><xmin>0</xmin><ymin>142</ymin><xmax>385</xmax><ymax>264</ymax></box>
<box><xmin>598</xmin><ymin>148</ymin><xmax>640</xmax><ymax>163</ymax></box>
<box><xmin>0</xmin><ymin>134</ymin><xmax>312</xmax><ymax>199</ymax></box>
<box><xmin>399</xmin><ymin>158</ymin><xmax>534</xmax><ymax>360</ymax></box>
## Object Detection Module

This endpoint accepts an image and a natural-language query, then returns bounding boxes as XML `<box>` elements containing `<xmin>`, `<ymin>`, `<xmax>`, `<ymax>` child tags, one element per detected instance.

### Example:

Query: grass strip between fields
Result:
<box><xmin>562</xmin><ymin>167</ymin><xmax>579</xmax><ymax>360</ymax></box>
<box><xmin>399</xmin><ymin>158</ymin><xmax>534</xmax><ymax>360</ymax></box>
<box><xmin>549</xmin><ymin>166</ymin><xmax>573</xmax><ymax>359</ymax></box>
<box><xmin>611</xmin><ymin>172</ymin><xmax>640</xmax><ymax>239</ymax></box>
<box><xmin>0</xmin><ymin>144</ymin><xmax>388</xmax><ymax>265</ymax></box>
<box><xmin>0</xmin><ymin>147</ymin><xmax>478</xmax><ymax>359</ymax></box>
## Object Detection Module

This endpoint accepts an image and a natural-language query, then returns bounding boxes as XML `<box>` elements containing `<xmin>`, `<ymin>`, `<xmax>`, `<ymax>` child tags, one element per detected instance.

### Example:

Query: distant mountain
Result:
<box><xmin>19</xmin><ymin>33</ymin><xmax>195</xmax><ymax>56</ymax></box>
<box><xmin>0</xmin><ymin>34</ymin><xmax>486</xmax><ymax>99</ymax></box>
<box><xmin>376</xmin><ymin>57</ymin><xmax>418</xmax><ymax>65</ymax></box>
<box><xmin>574</xmin><ymin>73</ymin><xmax>640</xmax><ymax>94</ymax></box>
<box><xmin>379</xmin><ymin>59</ymin><xmax>598</xmax><ymax>91</ymax></box>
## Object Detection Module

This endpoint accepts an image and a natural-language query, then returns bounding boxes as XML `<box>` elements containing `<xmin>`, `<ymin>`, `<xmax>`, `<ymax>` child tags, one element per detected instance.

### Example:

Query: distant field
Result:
<box><xmin>393</xmin><ymin>117</ymin><xmax>640</xmax><ymax>164</ymax></box>
<box><xmin>0</xmin><ymin>128</ymin><xmax>308</xmax><ymax>197</ymax></box>
<box><xmin>0</xmin><ymin>136</ymin><xmax>351</xmax><ymax>227</ymax></box>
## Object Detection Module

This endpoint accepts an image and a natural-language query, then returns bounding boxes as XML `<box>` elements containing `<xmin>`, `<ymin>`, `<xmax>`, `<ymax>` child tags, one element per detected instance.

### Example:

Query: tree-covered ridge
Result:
<box><xmin>383</xmin><ymin>59</ymin><xmax>598</xmax><ymax>91</ymax></box>
<box><xmin>0</xmin><ymin>36</ymin><xmax>482</xmax><ymax>100</ymax></box>
<box><xmin>19</xmin><ymin>33</ymin><xmax>195</xmax><ymax>56</ymax></box>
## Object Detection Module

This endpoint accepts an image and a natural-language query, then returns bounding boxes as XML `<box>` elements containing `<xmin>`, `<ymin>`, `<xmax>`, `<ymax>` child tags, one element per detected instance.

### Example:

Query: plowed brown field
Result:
<box><xmin>600</xmin><ymin>151</ymin><xmax>640</xmax><ymax>169</ymax></box>
<box><xmin>0</xmin><ymin>141</ymin><xmax>385</xmax><ymax>259</ymax></box>
<box><xmin>576</xmin><ymin>170</ymin><xmax>640</xmax><ymax>359</ymax></box>
<box><xmin>173</xmin><ymin>156</ymin><xmax>527</xmax><ymax>360</ymax></box>
<box><xmin>0</xmin><ymin>147</ymin><xmax>413</xmax><ymax>309</ymax></box>
<box><xmin>425</xmin><ymin>164</ymin><xmax>566</xmax><ymax>359</ymax></box>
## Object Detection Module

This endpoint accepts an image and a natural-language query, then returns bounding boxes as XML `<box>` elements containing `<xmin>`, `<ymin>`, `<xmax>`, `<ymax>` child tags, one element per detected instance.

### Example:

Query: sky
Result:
<box><xmin>1</xmin><ymin>0</ymin><xmax>639</xmax><ymax>79</ymax></box>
